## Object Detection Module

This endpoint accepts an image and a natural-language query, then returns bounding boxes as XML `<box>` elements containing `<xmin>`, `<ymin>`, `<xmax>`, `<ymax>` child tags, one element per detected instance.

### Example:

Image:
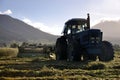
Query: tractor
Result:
<box><xmin>55</xmin><ymin>14</ymin><xmax>114</xmax><ymax>61</ymax></box>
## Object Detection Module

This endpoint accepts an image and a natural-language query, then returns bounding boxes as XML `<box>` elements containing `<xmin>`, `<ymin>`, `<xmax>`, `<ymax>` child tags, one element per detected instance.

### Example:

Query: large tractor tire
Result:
<box><xmin>73</xmin><ymin>46</ymin><xmax>82</xmax><ymax>61</ymax></box>
<box><xmin>67</xmin><ymin>43</ymin><xmax>74</xmax><ymax>61</ymax></box>
<box><xmin>55</xmin><ymin>36</ymin><xmax>67</xmax><ymax>60</ymax></box>
<box><xmin>73</xmin><ymin>51</ymin><xmax>82</xmax><ymax>61</ymax></box>
<box><xmin>67</xmin><ymin>39</ymin><xmax>81</xmax><ymax>61</ymax></box>
<box><xmin>98</xmin><ymin>41</ymin><xmax>114</xmax><ymax>62</ymax></box>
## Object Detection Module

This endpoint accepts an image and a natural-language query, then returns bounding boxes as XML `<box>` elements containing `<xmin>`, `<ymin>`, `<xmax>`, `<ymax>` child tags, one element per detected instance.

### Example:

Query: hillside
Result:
<box><xmin>0</xmin><ymin>15</ymin><xmax>58</xmax><ymax>44</ymax></box>
<box><xmin>92</xmin><ymin>20</ymin><xmax>120</xmax><ymax>44</ymax></box>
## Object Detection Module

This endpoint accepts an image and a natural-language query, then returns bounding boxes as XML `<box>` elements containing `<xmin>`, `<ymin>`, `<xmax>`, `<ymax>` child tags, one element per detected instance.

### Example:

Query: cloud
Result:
<box><xmin>0</xmin><ymin>10</ymin><xmax>12</xmax><ymax>15</ymax></box>
<box><xmin>90</xmin><ymin>12</ymin><xmax>120</xmax><ymax>26</ymax></box>
<box><xmin>88</xmin><ymin>0</ymin><xmax>120</xmax><ymax>26</ymax></box>
<box><xmin>89</xmin><ymin>0</ymin><xmax>120</xmax><ymax>13</ymax></box>
<box><xmin>22</xmin><ymin>18</ymin><xmax>62</xmax><ymax>35</ymax></box>
<box><xmin>102</xmin><ymin>0</ymin><xmax>120</xmax><ymax>11</ymax></box>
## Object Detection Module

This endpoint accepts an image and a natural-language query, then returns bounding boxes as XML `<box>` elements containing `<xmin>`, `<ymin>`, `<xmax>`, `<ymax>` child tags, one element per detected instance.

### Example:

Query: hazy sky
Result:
<box><xmin>0</xmin><ymin>0</ymin><xmax>120</xmax><ymax>35</ymax></box>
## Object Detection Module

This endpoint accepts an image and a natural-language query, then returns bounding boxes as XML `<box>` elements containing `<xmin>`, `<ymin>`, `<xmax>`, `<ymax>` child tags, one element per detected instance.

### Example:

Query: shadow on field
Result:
<box><xmin>31</xmin><ymin>58</ymin><xmax>92</xmax><ymax>69</ymax></box>
<box><xmin>0</xmin><ymin>57</ymin><xmax>106</xmax><ymax>71</ymax></box>
<box><xmin>31</xmin><ymin>59</ymin><xmax>106</xmax><ymax>70</ymax></box>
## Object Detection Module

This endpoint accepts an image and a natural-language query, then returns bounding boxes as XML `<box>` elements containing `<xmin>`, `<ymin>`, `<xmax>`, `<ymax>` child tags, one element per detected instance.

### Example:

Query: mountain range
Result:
<box><xmin>0</xmin><ymin>14</ymin><xmax>120</xmax><ymax>45</ymax></box>
<box><xmin>0</xmin><ymin>14</ymin><xmax>58</xmax><ymax>44</ymax></box>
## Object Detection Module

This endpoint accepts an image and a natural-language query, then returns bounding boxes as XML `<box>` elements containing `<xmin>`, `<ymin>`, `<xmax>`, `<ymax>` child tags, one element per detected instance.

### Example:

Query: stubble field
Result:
<box><xmin>0</xmin><ymin>51</ymin><xmax>120</xmax><ymax>80</ymax></box>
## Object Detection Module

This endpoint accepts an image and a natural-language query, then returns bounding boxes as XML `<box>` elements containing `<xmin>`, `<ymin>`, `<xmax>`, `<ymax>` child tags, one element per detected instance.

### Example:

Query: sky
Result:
<box><xmin>0</xmin><ymin>0</ymin><xmax>120</xmax><ymax>35</ymax></box>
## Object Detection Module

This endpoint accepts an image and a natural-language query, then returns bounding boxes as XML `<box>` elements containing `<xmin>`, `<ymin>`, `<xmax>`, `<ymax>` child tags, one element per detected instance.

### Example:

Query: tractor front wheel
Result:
<box><xmin>98</xmin><ymin>41</ymin><xmax>114</xmax><ymax>62</ymax></box>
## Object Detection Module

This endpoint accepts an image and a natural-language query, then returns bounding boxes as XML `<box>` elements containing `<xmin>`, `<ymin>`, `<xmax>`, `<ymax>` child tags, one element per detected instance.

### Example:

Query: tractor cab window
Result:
<box><xmin>83</xmin><ymin>23</ymin><xmax>88</xmax><ymax>30</ymax></box>
<box><xmin>63</xmin><ymin>25</ymin><xmax>71</xmax><ymax>35</ymax></box>
<box><xmin>63</xmin><ymin>23</ymin><xmax>88</xmax><ymax>35</ymax></box>
<box><xmin>71</xmin><ymin>23</ymin><xmax>87</xmax><ymax>34</ymax></box>
<box><xmin>72</xmin><ymin>25</ymin><xmax>82</xmax><ymax>34</ymax></box>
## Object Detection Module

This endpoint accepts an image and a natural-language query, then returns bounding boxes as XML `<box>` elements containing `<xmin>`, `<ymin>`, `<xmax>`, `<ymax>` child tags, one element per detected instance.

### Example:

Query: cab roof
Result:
<box><xmin>65</xmin><ymin>18</ymin><xmax>87</xmax><ymax>25</ymax></box>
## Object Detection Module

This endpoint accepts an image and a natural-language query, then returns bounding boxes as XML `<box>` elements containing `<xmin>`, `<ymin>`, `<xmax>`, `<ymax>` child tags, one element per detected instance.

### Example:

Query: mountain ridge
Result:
<box><xmin>0</xmin><ymin>14</ymin><xmax>58</xmax><ymax>44</ymax></box>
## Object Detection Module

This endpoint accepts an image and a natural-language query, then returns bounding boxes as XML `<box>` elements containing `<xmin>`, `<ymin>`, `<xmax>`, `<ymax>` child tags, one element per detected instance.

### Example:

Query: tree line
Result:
<box><xmin>1</xmin><ymin>42</ymin><xmax>120</xmax><ymax>52</ymax></box>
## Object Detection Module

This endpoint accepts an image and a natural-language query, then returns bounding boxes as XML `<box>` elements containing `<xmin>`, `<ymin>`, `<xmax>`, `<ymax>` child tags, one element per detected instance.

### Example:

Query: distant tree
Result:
<box><xmin>3</xmin><ymin>43</ymin><xmax>7</xmax><ymax>47</ymax></box>
<box><xmin>0</xmin><ymin>43</ymin><xmax>7</xmax><ymax>47</ymax></box>
<box><xmin>39</xmin><ymin>43</ymin><xmax>42</xmax><ymax>46</ymax></box>
<box><xmin>37</xmin><ymin>43</ymin><xmax>42</xmax><ymax>48</ymax></box>
<box><xmin>10</xmin><ymin>43</ymin><xmax>19</xmax><ymax>48</ymax></box>
<box><xmin>21</xmin><ymin>42</ymin><xmax>29</xmax><ymax>47</ymax></box>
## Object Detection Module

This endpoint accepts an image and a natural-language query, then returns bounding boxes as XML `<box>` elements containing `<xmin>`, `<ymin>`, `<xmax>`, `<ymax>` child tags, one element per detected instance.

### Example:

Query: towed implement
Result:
<box><xmin>55</xmin><ymin>14</ymin><xmax>114</xmax><ymax>61</ymax></box>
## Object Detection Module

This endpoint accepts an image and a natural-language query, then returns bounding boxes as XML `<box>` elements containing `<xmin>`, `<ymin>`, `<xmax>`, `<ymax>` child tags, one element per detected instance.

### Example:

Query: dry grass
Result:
<box><xmin>0</xmin><ymin>48</ymin><xmax>18</xmax><ymax>58</ymax></box>
<box><xmin>0</xmin><ymin>52</ymin><xmax>119</xmax><ymax>80</ymax></box>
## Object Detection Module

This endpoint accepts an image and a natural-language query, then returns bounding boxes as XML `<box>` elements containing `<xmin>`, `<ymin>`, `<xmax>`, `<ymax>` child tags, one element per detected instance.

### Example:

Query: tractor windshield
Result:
<box><xmin>63</xmin><ymin>23</ymin><xmax>87</xmax><ymax>35</ymax></box>
<box><xmin>62</xmin><ymin>18</ymin><xmax>89</xmax><ymax>35</ymax></box>
<box><xmin>71</xmin><ymin>23</ymin><xmax>87</xmax><ymax>34</ymax></box>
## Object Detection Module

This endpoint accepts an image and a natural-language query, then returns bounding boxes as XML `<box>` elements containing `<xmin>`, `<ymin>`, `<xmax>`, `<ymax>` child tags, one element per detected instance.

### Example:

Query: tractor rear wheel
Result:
<box><xmin>67</xmin><ymin>40</ymin><xmax>81</xmax><ymax>61</ymax></box>
<box><xmin>55</xmin><ymin>36</ymin><xmax>67</xmax><ymax>60</ymax></box>
<box><xmin>98</xmin><ymin>41</ymin><xmax>114</xmax><ymax>61</ymax></box>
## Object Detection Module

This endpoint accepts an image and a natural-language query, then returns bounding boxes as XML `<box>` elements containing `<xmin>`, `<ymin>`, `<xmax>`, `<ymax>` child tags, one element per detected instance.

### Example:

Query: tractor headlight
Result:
<box><xmin>96</xmin><ymin>37</ymin><xmax>100</xmax><ymax>43</ymax></box>
<box><xmin>91</xmin><ymin>37</ymin><xmax>95</xmax><ymax>40</ymax></box>
<box><xmin>97</xmin><ymin>37</ymin><xmax>101</xmax><ymax>44</ymax></box>
<box><xmin>91</xmin><ymin>41</ymin><xmax>95</xmax><ymax>43</ymax></box>
<box><xmin>90</xmin><ymin>37</ymin><xmax>95</xmax><ymax>43</ymax></box>
<box><xmin>96</xmin><ymin>37</ymin><xmax>100</xmax><ymax>41</ymax></box>
<box><xmin>90</xmin><ymin>37</ymin><xmax>100</xmax><ymax>43</ymax></box>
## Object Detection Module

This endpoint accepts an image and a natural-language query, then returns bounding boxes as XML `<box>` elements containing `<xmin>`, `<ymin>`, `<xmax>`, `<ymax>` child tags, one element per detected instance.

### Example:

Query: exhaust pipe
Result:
<box><xmin>87</xmin><ymin>13</ymin><xmax>90</xmax><ymax>29</ymax></box>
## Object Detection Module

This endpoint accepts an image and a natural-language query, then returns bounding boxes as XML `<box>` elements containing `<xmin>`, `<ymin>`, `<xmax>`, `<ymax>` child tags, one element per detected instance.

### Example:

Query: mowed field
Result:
<box><xmin>0</xmin><ymin>51</ymin><xmax>120</xmax><ymax>80</ymax></box>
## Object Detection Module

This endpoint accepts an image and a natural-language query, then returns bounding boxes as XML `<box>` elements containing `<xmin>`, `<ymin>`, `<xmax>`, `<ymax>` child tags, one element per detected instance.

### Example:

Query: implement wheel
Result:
<box><xmin>98</xmin><ymin>41</ymin><xmax>114</xmax><ymax>61</ymax></box>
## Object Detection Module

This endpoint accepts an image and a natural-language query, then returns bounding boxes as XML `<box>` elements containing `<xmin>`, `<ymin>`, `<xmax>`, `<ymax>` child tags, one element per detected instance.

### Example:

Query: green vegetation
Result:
<box><xmin>0</xmin><ymin>48</ymin><xmax>18</xmax><ymax>58</ymax></box>
<box><xmin>0</xmin><ymin>51</ymin><xmax>119</xmax><ymax>80</ymax></box>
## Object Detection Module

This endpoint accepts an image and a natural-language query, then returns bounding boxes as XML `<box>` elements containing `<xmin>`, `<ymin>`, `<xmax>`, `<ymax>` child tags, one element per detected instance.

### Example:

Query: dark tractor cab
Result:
<box><xmin>55</xmin><ymin>14</ymin><xmax>114</xmax><ymax>61</ymax></box>
<box><xmin>63</xmin><ymin>14</ymin><xmax>90</xmax><ymax>35</ymax></box>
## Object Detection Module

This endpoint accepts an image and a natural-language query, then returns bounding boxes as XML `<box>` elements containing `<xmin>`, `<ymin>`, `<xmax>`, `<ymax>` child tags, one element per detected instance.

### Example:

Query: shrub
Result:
<box><xmin>0</xmin><ymin>48</ymin><xmax>18</xmax><ymax>58</ymax></box>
